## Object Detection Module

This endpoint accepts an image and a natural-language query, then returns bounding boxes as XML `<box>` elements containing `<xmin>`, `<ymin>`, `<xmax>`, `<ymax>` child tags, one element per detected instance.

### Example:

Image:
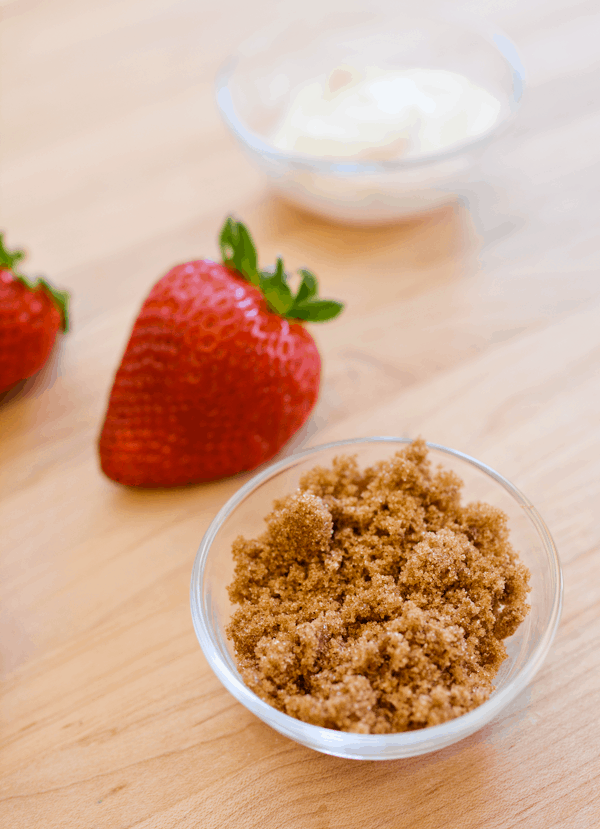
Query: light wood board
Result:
<box><xmin>1</xmin><ymin>0</ymin><xmax>599</xmax><ymax>826</ymax></box>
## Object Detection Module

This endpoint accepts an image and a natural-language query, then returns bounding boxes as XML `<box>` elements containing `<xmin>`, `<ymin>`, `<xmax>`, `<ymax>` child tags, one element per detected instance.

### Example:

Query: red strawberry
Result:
<box><xmin>0</xmin><ymin>235</ymin><xmax>69</xmax><ymax>394</ymax></box>
<box><xmin>99</xmin><ymin>219</ymin><xmax>343</xmax><ymax>487</ymax></box>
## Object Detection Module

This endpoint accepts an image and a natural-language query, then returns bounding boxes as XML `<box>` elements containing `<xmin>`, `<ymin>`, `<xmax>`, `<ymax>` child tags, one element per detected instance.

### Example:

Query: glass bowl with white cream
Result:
<box><xmin>215</xmin><ymin>4</ymin><xmax>524</xmax><ymax>223</ymax></box>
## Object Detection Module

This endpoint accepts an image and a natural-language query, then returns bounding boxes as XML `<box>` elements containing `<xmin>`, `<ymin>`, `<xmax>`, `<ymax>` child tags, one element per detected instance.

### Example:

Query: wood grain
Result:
<box><xmin>1</xmin><ymin>0</ymin><xmax>600</xmax><ymax>826</ymax></box>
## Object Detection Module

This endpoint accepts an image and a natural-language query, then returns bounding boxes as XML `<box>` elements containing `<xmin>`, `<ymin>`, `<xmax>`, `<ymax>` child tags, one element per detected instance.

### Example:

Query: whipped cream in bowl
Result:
<box><xmin>216</xmin><ymin>5</ymin><xmax>523</xmax><ymax>223</ymax></box>
<box><xmin>272</xmin><ymin>66</ymin><xmax>503</xmax><ymax>162</ymax></box>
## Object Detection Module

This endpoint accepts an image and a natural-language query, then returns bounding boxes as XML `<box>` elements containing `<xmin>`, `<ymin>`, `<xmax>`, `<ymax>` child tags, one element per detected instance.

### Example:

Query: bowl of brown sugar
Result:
<box><xmin>190</xmin><ymin>438</ymin><xmax>562</xmax><ymax>760</ymax></box>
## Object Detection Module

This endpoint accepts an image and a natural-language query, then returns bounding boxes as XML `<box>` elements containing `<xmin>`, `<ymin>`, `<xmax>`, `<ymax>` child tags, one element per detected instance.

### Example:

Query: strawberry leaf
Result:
<box><xmin>0</xmin><ymin>234</ymin><xmax>25</xmax><ymax>271</ymax></box>
<box><xmin>219</xmin><ymin>218</ymin><xmax>260</xmax><ymax>287</ymax></box>
<box><xmin>260</xmin><ymin>258</ymin><xmax>294</xmax><ymax>315</ymax></box>
<box><xmin>218</xmin><ymin>217</ymin><xmax>344</xmax><ymax>324</ymax></box>
<box><xmin>295</xmin><ymin>269</ymin><xmax>318</xmax><ymax>304</ymax></box>
<box><xmin>39</xmin><ymin>280</ymin><xmax>70</xmax><ymax>332</ymax></box>
<box><xmin>237</xmin><ymin>223</ymin><xmax>259</xmax><ymax>284</ymax></box>
<box><xmin>288</xmin><ymin>299</ymin><xmax>344</xmax><ymax>322</ymax></box>
<box><xmin>219</xmin><ymin>217</ymin><xmax>239</xmax><ymax>266</ymax></box>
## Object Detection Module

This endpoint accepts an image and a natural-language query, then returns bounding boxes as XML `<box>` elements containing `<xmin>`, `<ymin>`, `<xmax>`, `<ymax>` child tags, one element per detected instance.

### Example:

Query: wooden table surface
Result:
<box><xmin>1</xmin><ymin>0</ymin><xmax>599</xmax><ymax>826</ymax></box>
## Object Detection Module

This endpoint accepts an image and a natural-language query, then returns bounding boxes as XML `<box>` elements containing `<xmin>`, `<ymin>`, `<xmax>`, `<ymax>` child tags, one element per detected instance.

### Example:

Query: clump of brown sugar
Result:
<box><xmin>227</xmin><ymin>439</ymin><xmax>530</xmax><ymax>734</ymax></box>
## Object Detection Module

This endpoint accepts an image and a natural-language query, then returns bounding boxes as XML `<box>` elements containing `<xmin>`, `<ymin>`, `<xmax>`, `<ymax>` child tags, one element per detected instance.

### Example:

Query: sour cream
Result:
<box><xmin>271</xmin><ymin>66</ymin><xmax>502</xmax><ymax>161</ymax></box>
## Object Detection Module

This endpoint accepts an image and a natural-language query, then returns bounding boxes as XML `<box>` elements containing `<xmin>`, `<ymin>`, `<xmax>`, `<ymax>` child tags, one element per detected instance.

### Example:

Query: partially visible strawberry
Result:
<box><xmin>99</xmin><ymin>218</ymin><xmax>344</xmax><ymax>487</ymax></box>
<box><xmin>0</xmin><ymin>235</ymin><xmax>69</xmax><ymax>394</ymax></box>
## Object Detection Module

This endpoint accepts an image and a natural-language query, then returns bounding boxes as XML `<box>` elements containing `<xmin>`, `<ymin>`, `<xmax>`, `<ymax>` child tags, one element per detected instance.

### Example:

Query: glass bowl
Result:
<box><xmin>215</xmin><ymin>3</ymin><xmax>524</xmax><ymax>224</ymax></box>
<box><xmin>190</xmin><ymin>438</ymin><xmax>561</xmax><ymax>760</ymax></box>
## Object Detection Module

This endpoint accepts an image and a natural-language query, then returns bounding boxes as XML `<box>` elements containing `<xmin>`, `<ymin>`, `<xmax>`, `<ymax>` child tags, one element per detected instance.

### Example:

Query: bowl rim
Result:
<box><xmin>190</xmin><ymin>437</ymin><xmax>562</xmax><ymax>757</ymax></box>
<box><xmin>215</xmin><ymin>9</ymin><xmax>525</xmax><ymax>175</ymax></box>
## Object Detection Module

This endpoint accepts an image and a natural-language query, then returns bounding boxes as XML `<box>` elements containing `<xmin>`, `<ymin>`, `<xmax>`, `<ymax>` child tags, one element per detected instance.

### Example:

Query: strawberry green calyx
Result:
<box><xmin>0</xmin><ymin>234</ymin><xmax>25</xmax><ymax>271</ymax></box>
<box><xmin>37</xmin><ymin>280</ymin><xmax>70</xmax><ymax>332</ymax></box>
<box><xmin>219</xmin><ymin>218</ymin><xmax>344</xmax><ymax>323</ymax></box>
<box><xmin>0</xmin><ymin>233</ymin><xmax>70</xmax><ymax>332</ymax></box>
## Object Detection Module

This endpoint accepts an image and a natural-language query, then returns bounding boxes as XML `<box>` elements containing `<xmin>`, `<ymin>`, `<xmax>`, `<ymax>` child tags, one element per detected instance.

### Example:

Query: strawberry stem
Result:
<box><xmin>219</xmin><ymin>218</ymin><xmax>344</xmax><ymax>323</ymax></box>
<box><xmin>0</xmin><ymin>233</ymin><xmax>70</xmax><ymax>332</ymax></box>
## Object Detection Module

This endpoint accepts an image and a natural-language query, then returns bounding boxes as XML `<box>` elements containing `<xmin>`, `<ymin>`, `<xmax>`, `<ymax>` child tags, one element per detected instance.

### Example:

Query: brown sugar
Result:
<box><xmin>227</xmin><ymin>439</ymin><xmax>530</xmax><ymax>734</ymax></box>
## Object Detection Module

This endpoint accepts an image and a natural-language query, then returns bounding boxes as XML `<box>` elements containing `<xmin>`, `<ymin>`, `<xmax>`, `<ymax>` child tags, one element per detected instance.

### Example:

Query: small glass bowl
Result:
<box><xmin>190</xmin><ymin>438</ymin><xmax>562</xmax><ymax>760</ymax></box>
<box><xmin>215</xmin><ymin>4</ymin><xmax>524</xmax><ymax>223</ymax></box>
